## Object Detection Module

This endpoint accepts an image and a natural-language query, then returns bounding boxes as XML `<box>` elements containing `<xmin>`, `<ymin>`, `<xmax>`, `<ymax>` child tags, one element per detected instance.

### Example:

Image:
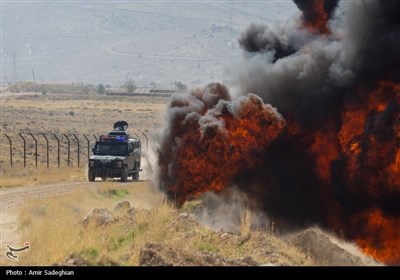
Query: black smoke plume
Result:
<box><xmin>157</xmin><ymin>0</ymin><xmax>400</xmax><ymax>264</ymax></box>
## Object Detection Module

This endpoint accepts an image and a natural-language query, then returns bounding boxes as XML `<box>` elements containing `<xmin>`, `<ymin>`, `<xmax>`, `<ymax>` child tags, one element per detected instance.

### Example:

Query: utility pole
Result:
<box><xmin>32</xmin><ymin>67</ymin><xmax>36</xmax><ymax>87</ymax></box>
<box><xmin>229</xmin><ymin>1</ymin><xmax>233</xmax><ymax>34</ymax></box>
<box><xmin>12</xmin><ymin>50</ymin><xmax>18</xmax><ymax>84</ymax></box>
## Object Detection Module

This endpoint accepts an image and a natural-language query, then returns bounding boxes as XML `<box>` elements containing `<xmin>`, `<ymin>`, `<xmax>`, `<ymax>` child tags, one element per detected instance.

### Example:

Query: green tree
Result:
<box><xmin>97</xmin><ymin>84</ymin><xmax>106</xmax><ymax>95</ymax></box>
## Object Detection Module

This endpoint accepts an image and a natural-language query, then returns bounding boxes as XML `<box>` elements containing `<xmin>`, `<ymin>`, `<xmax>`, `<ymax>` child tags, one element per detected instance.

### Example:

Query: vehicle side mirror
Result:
<box><xmin>92</xmin><ymin>148</ymin><xmax>95</xmax><ymax>153</ymax></box>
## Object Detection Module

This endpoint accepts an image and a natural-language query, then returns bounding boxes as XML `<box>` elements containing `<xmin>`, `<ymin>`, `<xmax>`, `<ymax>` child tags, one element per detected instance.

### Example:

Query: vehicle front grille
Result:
<box><xmin>97</xmin><ymin>161</ymin><xmax>112</xmax><ymax>168</ymax></box>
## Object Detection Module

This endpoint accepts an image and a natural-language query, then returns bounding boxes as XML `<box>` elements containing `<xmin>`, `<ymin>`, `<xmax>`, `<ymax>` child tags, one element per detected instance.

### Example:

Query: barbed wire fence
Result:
<box><xmin>1</xmin><ymin>131</ymin><xmax>155</xmax><ymax>168</ymax></box>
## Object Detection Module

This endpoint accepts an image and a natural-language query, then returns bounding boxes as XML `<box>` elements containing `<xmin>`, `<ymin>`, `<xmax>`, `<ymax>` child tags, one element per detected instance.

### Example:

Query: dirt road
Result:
<box><xmin>0</xmin><ymin>181</ymin><xmax>95</xmax><ymax>264</ymax></box>
<box><xmin>0</xmin><ymin>182</ymin><xmax>96</xmax><ymax>213</ymax></box>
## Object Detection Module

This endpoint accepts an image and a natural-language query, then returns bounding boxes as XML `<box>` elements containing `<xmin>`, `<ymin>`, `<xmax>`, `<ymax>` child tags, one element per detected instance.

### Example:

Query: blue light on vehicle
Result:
<box><xmin>115</xmin><ymin>136</ymin><xmax>125</xmax><ymax>141</ymax></box>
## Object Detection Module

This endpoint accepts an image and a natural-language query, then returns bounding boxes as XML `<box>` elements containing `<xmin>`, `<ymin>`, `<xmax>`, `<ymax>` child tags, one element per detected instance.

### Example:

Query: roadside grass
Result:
<box><xmin>15</xmin><ymin>181</ymin><xmax>313</xmax><ymax>266</ymax></box>
<box><xmin>15</xmin><ymin>181</ymin><xmax>159</xmax><ymax>265</ymax></box>
<box><xmin>0</xmin><ymin>166</ymin><xmax>86</xmax><ymax>189</ymax></box>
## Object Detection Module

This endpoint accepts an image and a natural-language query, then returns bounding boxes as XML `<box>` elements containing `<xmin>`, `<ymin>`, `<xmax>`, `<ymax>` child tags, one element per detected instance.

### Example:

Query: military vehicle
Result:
<box><xmin>88</xmin><ymin>121</ymin><xmax>141</xmax><ymax>182</ymax></box>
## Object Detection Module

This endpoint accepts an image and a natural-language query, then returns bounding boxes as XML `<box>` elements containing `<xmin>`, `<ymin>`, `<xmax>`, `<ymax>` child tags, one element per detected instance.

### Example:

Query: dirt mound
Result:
<box><xmin>139</xmin><ymin>243</ymin><xmax>259</xmax><ymax>266</ymax></box>
<box><xmin>288</xmin><ymin>227</ymin><xmax>378</xmax><ymax>266</ymax></box>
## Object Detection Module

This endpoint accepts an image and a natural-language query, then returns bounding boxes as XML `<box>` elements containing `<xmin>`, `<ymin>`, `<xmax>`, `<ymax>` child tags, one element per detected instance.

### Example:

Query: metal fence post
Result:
<box><xmin>83</xmin><ymin>134</ymin><xmax>90</xmax><ymax>163</ymax></box>
<box><xmin>73</xmin><ymin>133</ymin><xmax>80</xmax><ymax>167</ymax></box>
<box><xmin>134</xmin><ymin>132</ymin><xmax>141</xmax><ymax>141</ymax></box>
<box><xmin>64</xmin><ymin>134</ymin><xmax>71</xmax><ymax>167</ymax></box>
<box><xmin>42</xmin><ymin>133</ymin><xmax>49</xmax><ymax>168</ymax></box>
<box><xmin>53</xmin><ymin>134</ymin><xmax>60</xmax><ymax>168</ymax></box>
<box><xmin>142</xmin><ymin>132</ymin><xmax>148</xmax><ymax>153</ymax></box>
<box><xmin>19</xmin><ymin>133</ymin><xmax>26</xmax><ymax>167</ymax></box>
<box><xmin>93</xmin><ymin>134</ymin><xmax>98</xmax><ymax>141</ymax></box>
<box><xmin>4</xmin><ymin>134</ymin><xmax>13</xmax><ymax>167</ymax></box>
<box><xmin>29</xmin><ymin>133</ymin><xmax>38</xmax><ymax>167</ymax></box>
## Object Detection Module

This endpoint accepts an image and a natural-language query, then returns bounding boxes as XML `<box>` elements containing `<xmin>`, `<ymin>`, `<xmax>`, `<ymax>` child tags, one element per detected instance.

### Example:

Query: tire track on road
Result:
<box><xmin>0</xmin><ymin>181</ymin><xmax>94</xmax><ymax>213</ymax></box>
<box><xmin>0</xmin><ymin>181</ymin><xmax>94</xmax><ymax>264</ymax></box>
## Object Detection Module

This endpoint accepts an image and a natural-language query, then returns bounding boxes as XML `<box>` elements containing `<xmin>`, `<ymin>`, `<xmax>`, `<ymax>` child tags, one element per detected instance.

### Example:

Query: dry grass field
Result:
<box><xmin>0</xmin><ymin>92</ymin><xmax>168</xmax><ymax>172</ymax></box>
<box><xmin>0</xmin><ymin>90</ymin><xmax>375</xmax><ymax>266</ymax></box>
<box><xmin>10</xmin><ymin>181</ymin><xmax>312</xmax><ymax>266</ymax></box>
<box><xmin>0</xmin><ymin>166</ymin><xmax>86</xmax><ymax>189</ymax></box>
<box><xmin>0</xmin><ymin>91</ymin><xmax>311</xmax><ymax>266</ymax></box>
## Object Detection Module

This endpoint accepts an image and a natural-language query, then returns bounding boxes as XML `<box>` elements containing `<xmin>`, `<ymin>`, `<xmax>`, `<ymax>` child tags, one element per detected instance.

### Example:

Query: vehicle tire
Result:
<box><xmin>132</xmin><ymin>170</ymin><xmax>139</xmax><ymax>181</ymax></box>
<box><xmin>88</xmin><ymin>170</ymin><xmax>95</xmax><ymax>182</ymax></box>
<box><xmin>121</xmin><ymin>167</ymin><xmax>128</xmax><ymax>182</ymax></box>
<box><xmin>132</xmin><ymin>162</ymin><xmax>140</xmax><ymax>181</ymax></box>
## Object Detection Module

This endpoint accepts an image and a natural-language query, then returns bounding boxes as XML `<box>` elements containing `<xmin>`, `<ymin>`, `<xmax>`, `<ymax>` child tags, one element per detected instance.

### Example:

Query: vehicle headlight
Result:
<box><xmin>89</xmin><ymin>160</ymin><xmax>95</xmax><ymax>167</ymax></box>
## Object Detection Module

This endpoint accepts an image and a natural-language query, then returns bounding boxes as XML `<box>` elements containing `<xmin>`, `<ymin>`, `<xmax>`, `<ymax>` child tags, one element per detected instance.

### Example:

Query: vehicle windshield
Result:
<box><xmin>94</xmin><ymin>142</ymin><xmax>127</xmax><ymax>156</ymax></box>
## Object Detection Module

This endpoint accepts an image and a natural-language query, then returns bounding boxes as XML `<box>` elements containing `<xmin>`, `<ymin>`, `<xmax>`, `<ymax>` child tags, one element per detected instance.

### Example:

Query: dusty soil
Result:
<box><xmin>138</xmin><ymin>242</ymin><xmax>259</xmax><ymax>266</ymax></box>
<box><xmin>0</xmin><ymin>181</ymin><xmax>94</xmax><ymax>263</ymax></box>
<box><xmin>0</xmin><ymin>180</ymin><xmax>382</xmax><ymax>266</ymax></box>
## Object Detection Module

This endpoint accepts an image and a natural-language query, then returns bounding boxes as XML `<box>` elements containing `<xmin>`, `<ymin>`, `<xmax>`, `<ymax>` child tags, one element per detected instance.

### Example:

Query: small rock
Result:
<box><xmin>127</xmin><ymin>207</ymin><xmax>136</xmax><ymax>219</ymax></box>
<box><xmin>219</xmin><ymin>233</ymin><xmax>230</xmax><ymax>240</ymax></box>
<box><xmin>260</xmin><ymin>262</ymin><xmax>278</xmax><ymax>266</ymax></box>
<box><xmin>179</xmin><ymin>212</ymin><xmax>188</xmax><ymax>218</ymax></box>
<box><xmin>63</xmin><ymin>254</ymin><xmax>91</xmax><ymax>266</ymax></box>
<box><xmin>113</xmin><ymin>201</ymin><xmax>131</xmax><ymax>212</ymax></box>
<box><xmin>139</xmin><ymin>243</ymin><xmax>173</xmax><ymax>266</ymax></box>
<box><xmin>241</xmin><ymin>256</ymin><xmax>259</xmax><ymax>266</ymax></box>
<box><xmin>82</xmin><ymin>208</ymin><xmax>114</xmax><ymax>228</ymax></box>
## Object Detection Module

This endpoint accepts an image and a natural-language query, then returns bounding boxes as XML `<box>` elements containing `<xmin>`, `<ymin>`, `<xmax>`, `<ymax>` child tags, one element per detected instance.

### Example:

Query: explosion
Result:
<box><xmin>157</xmin><ymin>0</ymin><xmax>400</xmax><ymax>265</ymax></box>
<box><xmin>293</xmin><ymin>0</ymin><xmax>339</xmax><ymax>34</ymax></box>
<box><xmin>158</xmin><ymin>83</ymin><xmax>285</xmax><ymax>205</ymax></box>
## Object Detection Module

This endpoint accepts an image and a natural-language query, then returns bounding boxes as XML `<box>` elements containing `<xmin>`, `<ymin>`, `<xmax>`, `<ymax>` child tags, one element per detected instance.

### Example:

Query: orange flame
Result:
<box><xmin>352</xmin><ymin>209</ymin><xmax>400</xmax><ymax>265</ymax></box>
<box><xmin>303</xmin><ymin>1</ymin><xmax>331</xmax><ymax>34</ymax></box>
<box><xmin>334</xmin><ymin>81</ymin><xmax>400</xmax><ymax>264</ymax></box>
<box><xmin>167</xmin><ymin>93</ymin><xmax>286</xmax><ymax>205</ymax></box>
<box><xmin>159</xmin><ymin>81</ymin><xmax>400</xmax><ymax>264</ymax></box>
<box><xmin>339</xmin><ymin>81</ymin><xmax>400</xmax><ymax>194</ymax></box>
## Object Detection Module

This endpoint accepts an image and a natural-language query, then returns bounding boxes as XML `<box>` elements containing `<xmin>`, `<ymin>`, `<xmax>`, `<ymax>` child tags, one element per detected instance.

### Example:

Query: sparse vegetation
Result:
<box><xmin>96</xmin><ymin>84</ymin><xmax>106</xmax><ymax>95</ymax></box>
<box><xmin>240</xmin><ymin>207</ymin><xmax>252</xmax><ymax>237</ymax></box>
<box><xmin>7</xmin><ymin>81</ymin><xmax>96</xmax><ymax>95</ymax></box>
<box><xmin>9</xmin><ymin>182</ymin><xmax>313</xmax><ymax>266</ymax></box>
<box><xmin>0</xmin><ymin>86</ymin><xmax>367</xmax><ymax>267</ymax></box>
<box><xmin>0</xmin><ymin>93</ymin><xmax>168</xmax><ymax>168</ymax></box>
<box><xmin>104</xmin><ymin>188</ymin><xmax>129</xmax><ymax>200</ymax></box>
<box><xmin>124</xmin><ymin>79</ymin><xmax>137</xmax><ymax>93</ymax></box>
<box><xmin>0</xmin><ymin>166</ymin><xmax>86</xmax><ymax>189</ymax></box>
